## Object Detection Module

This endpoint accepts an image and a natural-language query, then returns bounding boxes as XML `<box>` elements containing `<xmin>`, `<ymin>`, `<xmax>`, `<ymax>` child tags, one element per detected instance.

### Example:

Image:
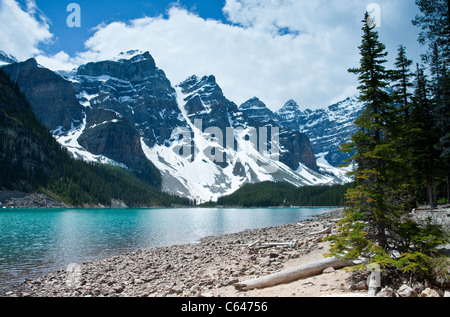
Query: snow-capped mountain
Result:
<box><xmin>144</xmin><ymin>74</ymin><xmax>339</xmax><ymax>202</ymax></box>
<box><xmin>72</xmin><ymin>50</ymin><xmax>186</xmax><ymax>148</ymax></box>
<box><xmin>277</xmin><ymin>96</ymin><xmax>364</xmax><ymax>169</ymax></box>
<box><xmin>0</xmin><ymin>51</ymin><xmax>18</xmax><ymax>66</ymax></box>
<box><xmin>2</xmin><ymin>51</ymin><xmax>357</xmax><ymax>202</ymax></box>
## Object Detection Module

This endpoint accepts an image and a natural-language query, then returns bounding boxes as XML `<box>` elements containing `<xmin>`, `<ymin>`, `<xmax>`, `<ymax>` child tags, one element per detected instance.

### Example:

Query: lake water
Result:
<box><xmin>0</xmin><ymin>207</ymin><xmax>335</xmax><ymax>293</ymax></box>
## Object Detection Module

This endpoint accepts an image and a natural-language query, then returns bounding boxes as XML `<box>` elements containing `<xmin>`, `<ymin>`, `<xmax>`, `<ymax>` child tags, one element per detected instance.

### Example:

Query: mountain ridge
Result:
<box><xmin>1</xmin><ymin>51</ymin><xmax>358</xmax><ymax>202</ymax></box>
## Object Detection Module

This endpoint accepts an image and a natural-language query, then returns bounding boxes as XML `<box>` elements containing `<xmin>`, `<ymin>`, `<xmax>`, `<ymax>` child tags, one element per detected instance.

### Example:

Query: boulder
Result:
<box><xmin>420</xmin><ymin>288</ymin><xmax>440</xmax><ymax>297</ymax></box>
<box><xmin>397</xmin><ymin>284</ymin><xmax>418</xmax><ymax>297</ymax></box>
<box><xmin>377</xmin><ymin>287</ymin><xmax>395</xmax><ymax>297</ymax></box>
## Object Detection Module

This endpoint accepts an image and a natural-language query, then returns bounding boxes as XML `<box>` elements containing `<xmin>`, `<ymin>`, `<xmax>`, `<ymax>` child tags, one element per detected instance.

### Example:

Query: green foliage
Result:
<box><xmin>327</xmin><ymin>10</ymin><xmax>449</xmax><ymax>283</ymax></box>
<box><xmin>217</xmin><ymin>182</ymin><xmax>351</xmax><ymax>207</ymax></box>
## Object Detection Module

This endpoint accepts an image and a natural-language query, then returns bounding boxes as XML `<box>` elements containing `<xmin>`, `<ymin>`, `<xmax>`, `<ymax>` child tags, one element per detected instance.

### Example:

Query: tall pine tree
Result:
<box><xmin>413</xmin><ymin>0</ymin><xmax>450</xmax><ymax>203</ymax></box>
<box><xmin>407</xmin><ymin>64</ymin><xmax>438</xmax><ymax>207</ymax></box>
<box><xmin>328</xmin><ymin>6</ymin><xmax>449</xmax><ymax>285</ymax></box>
<box><xmin>338</xmin><ymin>12</ymin><xmax>399</xmax><ymax>252</ymax></box>
<box><xmin>391</xmin><ymin>46</ymin><xmax>416</xmax><ymax>209</ymax></box>
<box><xmin>392</xmin><ymin>45</ymin><xmax>414</xmax><ymax>122</ymax></box>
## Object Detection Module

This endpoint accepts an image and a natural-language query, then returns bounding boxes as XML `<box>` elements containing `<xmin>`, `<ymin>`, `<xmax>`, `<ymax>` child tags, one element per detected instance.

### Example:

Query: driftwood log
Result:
<box><xmin>308</xmin><ymin>225</ymin><xmax>332</xmax><ymax>236</ymax></box>
<box><xmin>232</xmin><ymin>240</ymin><xmax>297</xmax><ymax>249</ymax></box>
<box><xmin>234</xmin><ymin>257</ymin><xmax>354</xmax><ymax>291</ymax></box>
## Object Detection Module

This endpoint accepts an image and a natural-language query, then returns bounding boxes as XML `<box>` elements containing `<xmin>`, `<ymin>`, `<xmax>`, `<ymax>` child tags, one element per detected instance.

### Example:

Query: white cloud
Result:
<box><xmin>0</xmin><ymin>0</ymin><xmax>53</xmax><ymax>61</ymax></box>
<box><xmin>2</xmin><ymin>0</ymin><xmax>425</xmax><ymax>111</ymax></box>
<box><xmin>61</xmin><ymin>4</ymin><xmax>364</xmax><ymax>110</ymax></box>
<box><xmin>35</xmin><ymin>51</ymin><xmax>78</xmax><ymax>71</ymax></box>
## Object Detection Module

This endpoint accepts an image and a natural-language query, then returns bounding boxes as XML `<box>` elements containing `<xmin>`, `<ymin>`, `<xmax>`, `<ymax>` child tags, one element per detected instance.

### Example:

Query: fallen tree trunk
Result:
<box><xmin>234</xmin><ymin>257</ymin><xmax>354</xmax><ymax>291</ymax></box>
<box><xmin>308</xmin><ymin>225</ymin><xmax>332</xmax><ymax>236</ymax></box>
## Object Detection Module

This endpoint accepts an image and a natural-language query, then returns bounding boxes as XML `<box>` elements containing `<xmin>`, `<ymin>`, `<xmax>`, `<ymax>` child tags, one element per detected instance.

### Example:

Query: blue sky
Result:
<box><xmin>0</xmin><ymin>0</ymin><xmax>426</xmax><ymax>111</ymax></box>
<box><xmin>33</xmin><ymin>0</ymin><xmax>227</xmax><ymax>56</ymax></box>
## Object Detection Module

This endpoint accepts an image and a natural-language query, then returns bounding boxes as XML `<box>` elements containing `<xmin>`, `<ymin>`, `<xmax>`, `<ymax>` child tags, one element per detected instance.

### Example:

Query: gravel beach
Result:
<box><xmin>7</xmin><ymin>209</ymin><xmax>360</xmax><ymax>297</ymax></box>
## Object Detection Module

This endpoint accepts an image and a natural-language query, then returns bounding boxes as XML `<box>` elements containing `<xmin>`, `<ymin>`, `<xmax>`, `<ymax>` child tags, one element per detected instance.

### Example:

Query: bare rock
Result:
<box><xmin>420</xmin><ymin>288</ymin><xmax>440</xmax><ymax>297</ymax></box>
<box><xmin>377</xmin><ymin>287</ymin><xmax>395</xmax><ymax>297</ymax></box>
<box><xmin>351</xmin><ymin>281</ymin><xmax>368</xmax><ymax>291</ymax></box>
<box><xmin>322</xmin><ymin>267</ymin><xmax>335</xmax><ymax>274</ymax></box>
<box><xmin>397</xmin><ymin>284</ymin><xmax>418</xmax><ymax>297</ymax></box>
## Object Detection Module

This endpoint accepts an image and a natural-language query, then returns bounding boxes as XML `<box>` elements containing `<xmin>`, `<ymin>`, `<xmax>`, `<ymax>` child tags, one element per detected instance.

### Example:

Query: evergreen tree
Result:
<box><xmin>328</xmin><ymin>12</ymin><xmax>449</xmax><ymax>282</ymax></box>
<box><xmin>391</xmin><ymin>45</ymin><xmax>416</xmax><ymax>209</ymax></box>
<box><xmin>341</xmin><ymin>13</ymin><xmax>398</xmax><ymax>250</ymax></box>
<box><xmin>413</xmin><ymin>0</ymin><xmax>450</xmax><ymax>60</ymax></box>
<box><xmin>413</xmin><ymin>0</ymin><xmax>450</xmax><ymax>203</ymax></box>
<box><xmin>409</xmin><ymin>64</ymin><xmax>439</xmax><ymax>207</ymax></box>
<box><xmin>392</xmin><ymin>45</ymin><xmax>414</xmax><ymax>122</ymax></box>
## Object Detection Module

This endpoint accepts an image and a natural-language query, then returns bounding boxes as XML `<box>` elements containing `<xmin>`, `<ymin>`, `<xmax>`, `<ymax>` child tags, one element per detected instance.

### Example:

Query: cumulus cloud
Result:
<box><xmin>2</xmin><ymin>0</ymin><xmax>425</xmax><ymax>111</ymax></box>
<box><xmin>0</xmin><ymin>0</ymin><xmax>53</xmax><ymax>61</ymax></box>
<box><xmin>63</xmin><ymin>4</ymin><xmax>364</xmax><ymax>110</ymax></box>
<box><xmin>35</xmin><ymin>51</ymin><xmax>78</xmax><ymax>71</ymax></box>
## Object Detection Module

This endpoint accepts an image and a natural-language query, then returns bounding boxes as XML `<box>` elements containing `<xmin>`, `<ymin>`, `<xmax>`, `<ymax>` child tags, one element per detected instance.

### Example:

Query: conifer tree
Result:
<box><xmin>328</xmin><ymin>6</ymin><xmax>449</xmax><ymax>284</ymax></box>
<box><xmin>391</xmin><ymin>46</ymin><xmax>416</xmax><ymax>209</ymax></box>
<box><xmin>408</xmin><ymin>64</ymin><xmax>439</xmax><ymax>207</ymax></box>
<box><xmin>336</xmin><ymin>13</ymin><xmax>400</xmax><ymax>254</ymax></box>
<box><xmin>392</xmin><ymin>45</ymin><xmax>414</xmax><ymax>122</ymax></box>
<box><xmin>413</xmin><ymin>0</ymin><xmax>450</xmax><ymax>203</ymax></box>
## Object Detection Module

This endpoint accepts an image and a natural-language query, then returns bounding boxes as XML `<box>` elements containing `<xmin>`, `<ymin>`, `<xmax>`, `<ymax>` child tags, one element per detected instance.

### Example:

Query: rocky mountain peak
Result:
<box><xmin>276</xmin><ymin>99</ymin><xmax>304</xmax><ymax>130</ymax></box>
<box><xmin>239</xmin><ymin>97</ymin><xmax>268</xmax><ymax>111</ymax></box>
<box><xmin>2</xmin><ymin>58</ymin><xmax>38</xmax><ymax>78</ymax></box>
<box><xmin>77</xmin><ymin>51</ymin><xmax>157</xmax><ymax>82</ymax></box>
<box><xmin>0</xmin><ymin>51</ymin><xmax>18</xmax><ymax>65</ymax></box>
<box><xmin>239</xmin><ymin>97</ymin><xmax>278</xmax><ymax>127</ymax></box>
<box><xmin>3</xmin><ymin>58</ymin><xmax>84</xmax><ymax>133</ymax></box>
<box><xmin>71</xmin><ymin>51</ymin><xmax>185</xmax><ymax>148</ymax></box>
<box><xmin>178</xmin><ymin>74</ymin><xmax>238</xmax><ymax>129</ymax></box>
<box><xmin>178</xmin><ymin>75</ymin><xmax>220</xmax><ymax>97</ymax></box>
<box><xmin>278</xmin><ymin>99</ymin><xmax>301</xmax><ymax>114</ymax></box>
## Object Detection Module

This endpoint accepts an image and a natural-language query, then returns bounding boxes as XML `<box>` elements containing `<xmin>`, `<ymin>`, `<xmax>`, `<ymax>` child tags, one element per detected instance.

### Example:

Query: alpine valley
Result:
<box><xmin>1</xmin><ymin>50</ymin><xmax>362</xmax><ymax>203</ymax></box>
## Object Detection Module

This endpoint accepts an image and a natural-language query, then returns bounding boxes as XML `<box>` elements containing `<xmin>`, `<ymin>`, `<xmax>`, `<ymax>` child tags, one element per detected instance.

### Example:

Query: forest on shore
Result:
<box><xmin>214</xmin><ymin>182</ymin><xmax>351</xmax><ymax>208</ymax></box>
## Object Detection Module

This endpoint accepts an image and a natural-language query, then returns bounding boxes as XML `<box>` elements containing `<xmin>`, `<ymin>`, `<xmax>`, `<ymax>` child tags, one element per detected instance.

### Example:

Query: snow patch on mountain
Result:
<box><xmin>53</xmin><ymin>116</ymin><xmax>127</xmax><ymax>169</ymax></box>
<box><xmin>0</xmin><ymin>51</ymin><xmax>18</xmax><ymax>66</ymax></box>
<box><xmin>140</xmin><ymin>82</ymin><xmax>341</xmax><ymax>202</ymax></box>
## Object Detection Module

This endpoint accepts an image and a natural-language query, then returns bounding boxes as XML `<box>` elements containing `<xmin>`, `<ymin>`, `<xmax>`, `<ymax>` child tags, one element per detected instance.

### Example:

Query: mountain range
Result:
<box><xmin>1</xmin><ymin>50</ymin><xmax>362</xmax><ymax>203</ymax></box>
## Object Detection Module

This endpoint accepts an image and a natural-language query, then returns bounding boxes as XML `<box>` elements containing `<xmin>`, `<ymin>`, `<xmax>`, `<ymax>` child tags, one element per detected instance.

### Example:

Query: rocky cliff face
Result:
<box><xmin>238</xmin><ymin>97</ymin><xmax>279</xmax><ymax>127</ymax></box>
<box><xmin>179</xmin><ymin>75</ymin><xmax>239</xmax><ymax>134</ymax></box>
<box><xmin>73</xmin><ymin>51</ymin><xmax>186</xmax><ymax>148</ymax></box>
<box><xmin>77</xmin><ymin>108</ymin><xmax>152</xmax><ymax>177</ymax></box>
<box><xmin>238</xmin><ymin>97</ymin><xmax>318</xmax><ymax>172</ymax></box>
<box><xmin>0</xmin><ymin>68</ymin><xmax>59</xmax><ymax>190</ymax></box>
<box><xmin>3</xmin><ymin>59</ymin><xmax>84</xmax><ymax>133</ymax></box>
<box><xmin>277</xmin><ymin>96</ymin><xmax>364</xmax><ymax>168</ymax></box>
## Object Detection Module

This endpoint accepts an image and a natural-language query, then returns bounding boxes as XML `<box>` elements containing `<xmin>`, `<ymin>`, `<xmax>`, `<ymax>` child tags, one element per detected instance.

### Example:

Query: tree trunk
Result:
<box><xmin>446</xmin><ymin>173</ymin><xmax>450</xmax><ymax>204</ymax></box>
<box><xmin>234</xmin><ymin>257</ymin><xmax>354</xmax><ymax>291</ymax></box>
<box><xmin>427</xmin><ymin>176</ymin><xmax>438</xmax><ymax>208</ymax></box>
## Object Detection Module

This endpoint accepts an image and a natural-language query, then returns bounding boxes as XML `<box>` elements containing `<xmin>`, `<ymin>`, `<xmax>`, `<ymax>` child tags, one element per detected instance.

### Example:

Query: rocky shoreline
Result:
<box><xmin>0</xmin><ymin>190</ymin><xmax>67</xmax><ymax>209</ymax></box>
<box><xmin>8</xmin><ymin>209</ymin><xmax>348</xmax><ymax>297</ymax></box>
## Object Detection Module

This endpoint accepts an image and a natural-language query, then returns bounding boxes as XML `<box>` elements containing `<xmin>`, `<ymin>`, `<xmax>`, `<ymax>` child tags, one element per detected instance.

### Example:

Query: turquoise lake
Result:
<box><xmin>0</xmin><ymin>207</ymin><xmax>335</xmax><ymax>293</ymax></box>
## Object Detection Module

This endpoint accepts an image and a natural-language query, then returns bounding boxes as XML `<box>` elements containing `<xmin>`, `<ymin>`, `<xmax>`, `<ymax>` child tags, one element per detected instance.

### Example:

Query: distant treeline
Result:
<box><xmin>215</xmin><ymin>182</ymin><xmax>353</xmax><ymax>207</ymax></box>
